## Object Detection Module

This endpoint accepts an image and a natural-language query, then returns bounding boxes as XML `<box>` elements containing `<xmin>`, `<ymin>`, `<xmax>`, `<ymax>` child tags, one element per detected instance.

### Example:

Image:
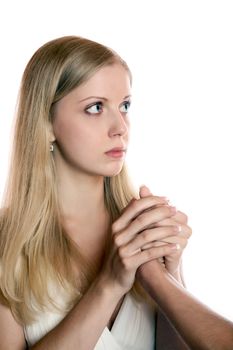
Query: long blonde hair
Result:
<box><xmin>0</xmin><ymin>36</ymin><xmax>139</xmax><ymax>324</ymax></box>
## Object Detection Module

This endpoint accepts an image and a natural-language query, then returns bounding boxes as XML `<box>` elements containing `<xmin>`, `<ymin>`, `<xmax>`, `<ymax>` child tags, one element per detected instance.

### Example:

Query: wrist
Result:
<box><xmin>169</xmin><ymin>262</ymin><xmax>185</xmax><ymax>287</ymax></box>
<box><xmin>95</xmin><ymin>273</ymin><xmax>125</xmax><ymax>302</ymax></box>
<box><xmin>169</xmin><ymin>269</ymin><xmax>183</xmax><ymax>285</ymax></box>
<box><xmin>137</xmin><ymin>262</ymin><xmax>184</xmax><ymax>303</ymax></box>
<box><xmin>137</xmin><ymin>261</ymin><xmax>168</xmax><ymax>293</ymax></box>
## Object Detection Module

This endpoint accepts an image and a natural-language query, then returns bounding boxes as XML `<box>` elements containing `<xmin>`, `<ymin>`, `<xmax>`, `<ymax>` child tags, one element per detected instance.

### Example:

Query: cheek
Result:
<box><xmin>53</xmin><ymin>118</ymin><xmax>101</xmax><ymax>155</ymax></box>
<box><xmin>125</xmin><ymin>120</ymin><xmax>130</xmax><ymax>140</ymax></box>
<box><xmin>125</xmin><ymin>117</ymin><xmax>130</xmax><ymax>132</ymax></box>
<box><xmin>53</xmin><ymin>118</ymin><xmax>82</xmax><ymax>148</ymax></box>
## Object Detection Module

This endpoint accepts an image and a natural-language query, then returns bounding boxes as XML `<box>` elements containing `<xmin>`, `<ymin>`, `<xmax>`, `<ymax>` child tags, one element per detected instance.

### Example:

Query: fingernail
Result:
<box><xmin>174</xmin><ymin>225</ymin><xmax>182</xmax><ymax>233</ymax></box>
<box><xmin>170</xmin><ymin>206</ymin><xmax>177</xmax><ymax>214</ymax></box>
<box><xmin>171</xmin><ymin>243</ymin><xmax>180</xmax><ymax>250</ymax></box>
<box><xmin>160</xmin><ymin>197</ymin><xmax>169</xmax><ymax>204</ymax></box>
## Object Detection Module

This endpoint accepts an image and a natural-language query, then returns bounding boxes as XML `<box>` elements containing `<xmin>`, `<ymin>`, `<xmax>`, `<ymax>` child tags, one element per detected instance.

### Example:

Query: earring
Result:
<box><xmin>50</xmin><ymin>143</ymin><xmax>54</xmax><ymax>152</ymax></box>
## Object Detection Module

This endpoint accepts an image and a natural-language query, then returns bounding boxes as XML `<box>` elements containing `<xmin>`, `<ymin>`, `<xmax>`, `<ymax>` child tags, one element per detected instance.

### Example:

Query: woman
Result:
<box><xmin>1</xmin><ymin>35</ymin><xmax>230</xmax><ymax>350</ymax></box>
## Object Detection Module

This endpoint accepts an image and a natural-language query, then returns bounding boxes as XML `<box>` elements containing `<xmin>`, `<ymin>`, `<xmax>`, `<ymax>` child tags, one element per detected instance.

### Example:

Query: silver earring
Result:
<box><xmin>50</xmin><ymin>143</ymin><xmax>54</xmax><ymax>152</ymax></box>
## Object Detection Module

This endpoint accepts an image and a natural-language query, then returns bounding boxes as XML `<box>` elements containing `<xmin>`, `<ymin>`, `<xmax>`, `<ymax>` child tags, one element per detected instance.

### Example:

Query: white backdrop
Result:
<box><xmin>0</xmin><ymin>1</ymin><xmax>232</xmax><ymax>320</ymax></box>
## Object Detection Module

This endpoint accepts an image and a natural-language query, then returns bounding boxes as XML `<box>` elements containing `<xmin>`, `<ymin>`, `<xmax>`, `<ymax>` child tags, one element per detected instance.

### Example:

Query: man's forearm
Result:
<box><xmin>140</xmin><ymin>266</ymin><xmax>233</xmax><ymax>350</ymax></box>
<box><xmin>156</xmin><ymin>308</ymin><xmax>190</xmax><ymax>349</ymax></box>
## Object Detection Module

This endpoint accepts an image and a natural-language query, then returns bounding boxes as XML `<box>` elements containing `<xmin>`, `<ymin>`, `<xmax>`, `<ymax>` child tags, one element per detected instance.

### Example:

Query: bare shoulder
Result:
<box><xmin>0</xmin><ymin>302</ymin><xmax>26</xmax><ymax>350</ymax></box>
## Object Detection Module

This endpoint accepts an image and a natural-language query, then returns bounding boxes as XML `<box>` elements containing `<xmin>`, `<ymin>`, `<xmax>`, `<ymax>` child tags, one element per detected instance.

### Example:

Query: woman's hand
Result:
<box><xmin>98</xmin><ymin>195</ymin><xmax>181</xmax><ymax>297</ymax></box>
<box><xmin>139</xmin><ymin>186</ymin><xmax>192</xmax><ymax>281</ymax></box>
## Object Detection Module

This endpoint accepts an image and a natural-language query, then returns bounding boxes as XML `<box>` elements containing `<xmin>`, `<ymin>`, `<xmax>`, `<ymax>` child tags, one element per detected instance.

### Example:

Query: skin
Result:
<box><xmin>138</xmin><ymin>186</ymin><xmax>233</xmax><ymax>350</ymax></box>
<box><xmin>138</xmin><ymin>185</ymin><xmax>190</xmax><ymax>284</ymax></box>
<box><xmin>0</xmin><ymin>63</ymin><xmax>190</xmax><ymax>349</ymax></box>
<box><xmin>138</xmin><ymin>259</ymin><xmax>233</xmax><ymax>350</ymax></box>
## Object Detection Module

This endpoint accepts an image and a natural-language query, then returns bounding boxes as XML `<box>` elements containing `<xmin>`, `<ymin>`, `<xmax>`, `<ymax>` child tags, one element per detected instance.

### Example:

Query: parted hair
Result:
<box><xmin>0</xmin><ymin>36</ymin><xmax>142</xmax><ymax>324</ymax></box>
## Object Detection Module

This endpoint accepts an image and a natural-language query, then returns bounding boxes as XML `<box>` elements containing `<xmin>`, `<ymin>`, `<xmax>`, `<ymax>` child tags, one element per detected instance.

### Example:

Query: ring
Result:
<box><xmin>133</xmin><ymin>248</ymin><xmax>142</xmax><ymax>254</ymax></box>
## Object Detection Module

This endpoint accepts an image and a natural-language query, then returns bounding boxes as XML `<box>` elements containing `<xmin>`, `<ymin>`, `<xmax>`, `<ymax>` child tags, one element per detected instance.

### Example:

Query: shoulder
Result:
<box><xmin>0</xmin><ymin>301</ymin><xmax>25</xmax><ymax>349</ymax></box>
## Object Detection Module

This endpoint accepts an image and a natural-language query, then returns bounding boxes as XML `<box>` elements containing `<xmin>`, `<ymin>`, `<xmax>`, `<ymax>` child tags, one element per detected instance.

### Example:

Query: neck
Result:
<box><xmin>54</xmin><ymin>155</ymin><xmax>111</xmax><ymax>266</ymax></box>
<box><xmin>54</xmin><ymin>152</ymin><xmax>107</xmax><ymax>217</ymax></box>
<box><xmin>56</xmin><ymin>166</ymin><xmax>106</xmax><ymax>220</ymax></box>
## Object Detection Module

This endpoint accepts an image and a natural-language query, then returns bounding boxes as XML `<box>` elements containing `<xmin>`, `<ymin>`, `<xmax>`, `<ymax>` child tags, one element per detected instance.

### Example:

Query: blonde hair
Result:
<box><xmin>0</xmin><ymin>36</ymin><xmax>141</xmax><ymax>325</ymax></box>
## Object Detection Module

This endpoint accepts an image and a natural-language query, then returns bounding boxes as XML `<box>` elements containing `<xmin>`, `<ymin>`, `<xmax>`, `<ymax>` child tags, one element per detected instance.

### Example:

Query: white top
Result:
<box><xmin>24</xmin><ymin>293</ymin><xmax>155</xmax><ymax>349</ymax></box>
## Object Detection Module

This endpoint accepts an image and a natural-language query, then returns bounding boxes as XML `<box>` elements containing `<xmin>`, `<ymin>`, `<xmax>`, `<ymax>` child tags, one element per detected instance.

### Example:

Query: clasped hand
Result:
<box><xmin>99</xmin><ymin>186</ymin><xmax>192</xmax><ymax>296</ymax></box>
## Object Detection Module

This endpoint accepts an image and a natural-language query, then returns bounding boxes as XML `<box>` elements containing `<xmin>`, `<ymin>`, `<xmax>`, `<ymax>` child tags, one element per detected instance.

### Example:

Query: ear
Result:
<box><xmin>48</xmin><ymin>122</ymin><xmax>56</xmax><ymax>143</ymax></box>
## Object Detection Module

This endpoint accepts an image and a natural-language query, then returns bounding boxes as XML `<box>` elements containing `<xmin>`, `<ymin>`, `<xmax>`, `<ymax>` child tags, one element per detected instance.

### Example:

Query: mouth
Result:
<box><xmin>105</xmin><ymin>147</ymin><xmax>126</xmax><ymax>159</ymax></box>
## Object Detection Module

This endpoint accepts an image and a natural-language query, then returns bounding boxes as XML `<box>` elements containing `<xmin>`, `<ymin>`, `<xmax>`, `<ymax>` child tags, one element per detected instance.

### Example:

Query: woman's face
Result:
<box><xmin>52</xmin><ymin>63</ymin><xmax>131</xmax><ymax>178</ymax></box>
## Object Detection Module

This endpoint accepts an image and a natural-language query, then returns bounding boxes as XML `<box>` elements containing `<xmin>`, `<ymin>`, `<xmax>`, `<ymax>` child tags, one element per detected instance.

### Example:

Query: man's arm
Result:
<box><xmin>138</xmin><ymin>261</ymin><xmax>233</xmax><ymax>350</ymax></box>
<box><xmin>155</xmin><ymin>308</ymin><xmax>190</xmax><ymax>349</ymax></box>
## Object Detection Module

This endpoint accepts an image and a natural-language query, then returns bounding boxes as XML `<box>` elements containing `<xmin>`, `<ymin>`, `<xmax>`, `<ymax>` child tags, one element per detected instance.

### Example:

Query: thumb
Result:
<box><xmin>139</xmin><ymin>185</ymin><xmax>153</xmax><ymax>198</ymax></box>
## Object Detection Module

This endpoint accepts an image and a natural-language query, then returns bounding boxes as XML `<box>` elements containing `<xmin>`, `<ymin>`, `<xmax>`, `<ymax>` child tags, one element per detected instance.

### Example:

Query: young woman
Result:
<box><xmin>0</xmin><ymin>35</ymin><xmax>232</xmax><ymax>350</ymax></box>
<box><xmin>0</xmin><ymin>35</ymin><xmax>188</xmax><ymax>349</ymax></box>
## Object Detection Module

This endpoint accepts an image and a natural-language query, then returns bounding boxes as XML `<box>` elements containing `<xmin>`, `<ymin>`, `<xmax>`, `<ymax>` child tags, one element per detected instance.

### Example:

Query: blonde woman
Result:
<box><xmin>0</xmin><ymin>36</ymin><xmax>232</xmax><ymax>350</ymax></box>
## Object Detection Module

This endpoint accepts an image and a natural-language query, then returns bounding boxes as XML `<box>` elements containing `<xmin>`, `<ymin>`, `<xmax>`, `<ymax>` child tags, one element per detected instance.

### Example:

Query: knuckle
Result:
<box><xmin>112</xmin><ymin>222</ymin><xmax>119</xmax><ymax>234</ymax></box>
<box><xmin>179</xmin><ymin>211</ymin><xmax>188</xmax><ymax>223</ymax></box>
<box><xmin>187</xmin><ymin>226</ymin><xmax>192</xmax><ymax>238</ymax></box>
<box><xmin>118</xmin><ymin>246</ymin><xmax>126</xmax><ymax>258</ymax></box>
<box><xmin>131</xmin><ymin>199</ymin><xmax>139</xmax><ymax>211</ymax></box>
<box><xmin>145</xmin><ymin>248</ymin><xmax>154</xmax><ymax>259</ymax></box>
<box><xmin>161</xmin><ymin>206</ymin><xmax>173</xmax><ymax>218</ymax></box>
<box><xmin>135</xmin><ymin>213</ymin><xmax>146</xmax><ymax>226</ymax></box>
<box><xmin>154</xmin><ymin>241</ymin><xmax>164</xmax><ymax>248</ymax></box>
<box><xmin>141</xmin><ymin>229</ymin><xmax>150</xmax><ymax>241</ymax></box>
<box><xmin>180</xmin><ymin>237</ymin><xmax>187</xmax><ymax>247</ymax></box>
<box><xmin>161</xmin><ymin>245</ymin><xmax>171</xmax><ymax>255</ymax></box>
<box><xmin>121</xmin><ymin>258</ymin><xmax>131</xmax><ymax>271</ymax></box>
<box><xmin>167</xmin><ymin>206</ymin><xmax>176</xmax><ymax>215</ymax></box>
<box><xmin>113</xmin><ymin>233</ymin><xmax>122</xmax><ymax>247</ymax></box>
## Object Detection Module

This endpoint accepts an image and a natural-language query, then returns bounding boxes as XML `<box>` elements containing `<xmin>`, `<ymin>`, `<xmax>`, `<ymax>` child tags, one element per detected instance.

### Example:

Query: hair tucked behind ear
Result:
<box><xmin>0</xmin><ymin>36</ymin><xmax>143</xmax><ymax>325</ymax></box>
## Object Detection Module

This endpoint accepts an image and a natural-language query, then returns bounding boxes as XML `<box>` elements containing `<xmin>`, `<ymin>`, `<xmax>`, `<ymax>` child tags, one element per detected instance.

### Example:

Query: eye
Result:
<box><xmin>85</xmin><ymin>102</ymin><xmax>103</xmax><ymax>115</ymax></box>
<box><xmin>120</xmin><ymin>101</ymin><xmax>131</xmax><ymax>113</ymax></box>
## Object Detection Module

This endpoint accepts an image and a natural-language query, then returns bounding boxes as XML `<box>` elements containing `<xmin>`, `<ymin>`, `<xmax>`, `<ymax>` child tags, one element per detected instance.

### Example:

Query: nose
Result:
<box><xmin>108</xmin><ymin>110</ymin><xmax>129</xmax><ymax>138</ymax></box>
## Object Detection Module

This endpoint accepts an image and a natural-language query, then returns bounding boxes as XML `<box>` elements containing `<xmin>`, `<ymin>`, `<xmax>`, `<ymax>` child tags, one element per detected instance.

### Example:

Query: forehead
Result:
<box><xmin>74</xmin><ymin>63</ymin><xmax>131</xmax><ymax>100</ymax></box>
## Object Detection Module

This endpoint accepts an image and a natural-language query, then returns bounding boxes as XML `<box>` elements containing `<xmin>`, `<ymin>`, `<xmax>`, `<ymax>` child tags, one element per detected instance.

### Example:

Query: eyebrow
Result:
<box><xmin>79</xmin><ymin>95</ymin><xmax>131</xmax><ymax>103</ymax></box>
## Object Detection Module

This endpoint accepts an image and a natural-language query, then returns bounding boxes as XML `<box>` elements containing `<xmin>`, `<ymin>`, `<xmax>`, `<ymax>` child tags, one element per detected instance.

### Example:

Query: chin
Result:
<box><xmin>102</xmin><ymin>164</ymin><xmax>124</xmax><ymax>177</ymax></box>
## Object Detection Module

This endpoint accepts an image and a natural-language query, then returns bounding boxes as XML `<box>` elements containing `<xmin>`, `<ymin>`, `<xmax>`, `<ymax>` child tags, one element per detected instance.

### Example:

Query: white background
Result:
<box><xmin>0</xmin><ymin>1</ymin><xmax>232</xmax><ymax>320</ymax></box>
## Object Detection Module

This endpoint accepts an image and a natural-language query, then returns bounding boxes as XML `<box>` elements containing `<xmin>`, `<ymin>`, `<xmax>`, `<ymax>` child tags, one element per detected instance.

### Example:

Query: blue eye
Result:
<box><xmin>120</xmin><ymin>101</ymin><xmax>131</xmax><ymax>113</ymax></box>
<box><xmin>85</xmin><ymin>102</ymin><xmax>103</xmax><ymax>115</ymax></box>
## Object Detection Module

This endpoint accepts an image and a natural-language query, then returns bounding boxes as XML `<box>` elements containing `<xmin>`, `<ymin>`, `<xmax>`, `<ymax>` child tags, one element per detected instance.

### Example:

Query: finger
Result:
<box><xmin>139</xmin><ymin>185</ymin><xmax>153</xmax><ymax>198</ymax></box>
<box><xmin>133</xmin><ymin>244</ymin><xmax>180</xmax><ymax>267</ymax></box>
<box><xmin>112</xmin><ymin>196</ymin><xmax>168</xmax><ymax>233</ymax></box>
<box><xmin>154</xmin><ymin>211</ymin><xmax>188</xmax><ymax>225</ymax></box>
<box><xmin>114</xmin><ymin>205</ymin><xmax>177</xmax><ymax>246</ymax></box>
<box><xmin>155</xmin><ymin>220</ymin><xmax>192</xmax><ymax>239</ymax></box>
<box><xmin>139</xmin><ymin>187</ymin><xmax>191</xmax><ymax>239</ymax></box>
<box><xmin>169</xmin><ymin>210</ymin><xmax>188</xmax><ymax>224</ymax></box>
<box><xmin>142</xmin><ymin>236</ymin><xmax>187</xmax><ymax>250</ymax></box>
<box><xmin>139</xmin><ymin>186</ymin><xmax>188</xmax><ymax>226</ymax></box>
<box><xmin>118</xmin><ymin>226</ymin><xmax>181</xmax><ymax>256</ymax></box>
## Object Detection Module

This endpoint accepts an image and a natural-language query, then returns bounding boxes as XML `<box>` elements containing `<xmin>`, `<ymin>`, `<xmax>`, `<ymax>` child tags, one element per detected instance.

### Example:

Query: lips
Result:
<box><xmin>105</xmin><ymin>147</ymin><xmax>126</xmax><ymax>158</ymax></box>
<box><xmin>106</xmin><ymin>147</ymin><xmax>126</xmax><ymax>152</ymax></box>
